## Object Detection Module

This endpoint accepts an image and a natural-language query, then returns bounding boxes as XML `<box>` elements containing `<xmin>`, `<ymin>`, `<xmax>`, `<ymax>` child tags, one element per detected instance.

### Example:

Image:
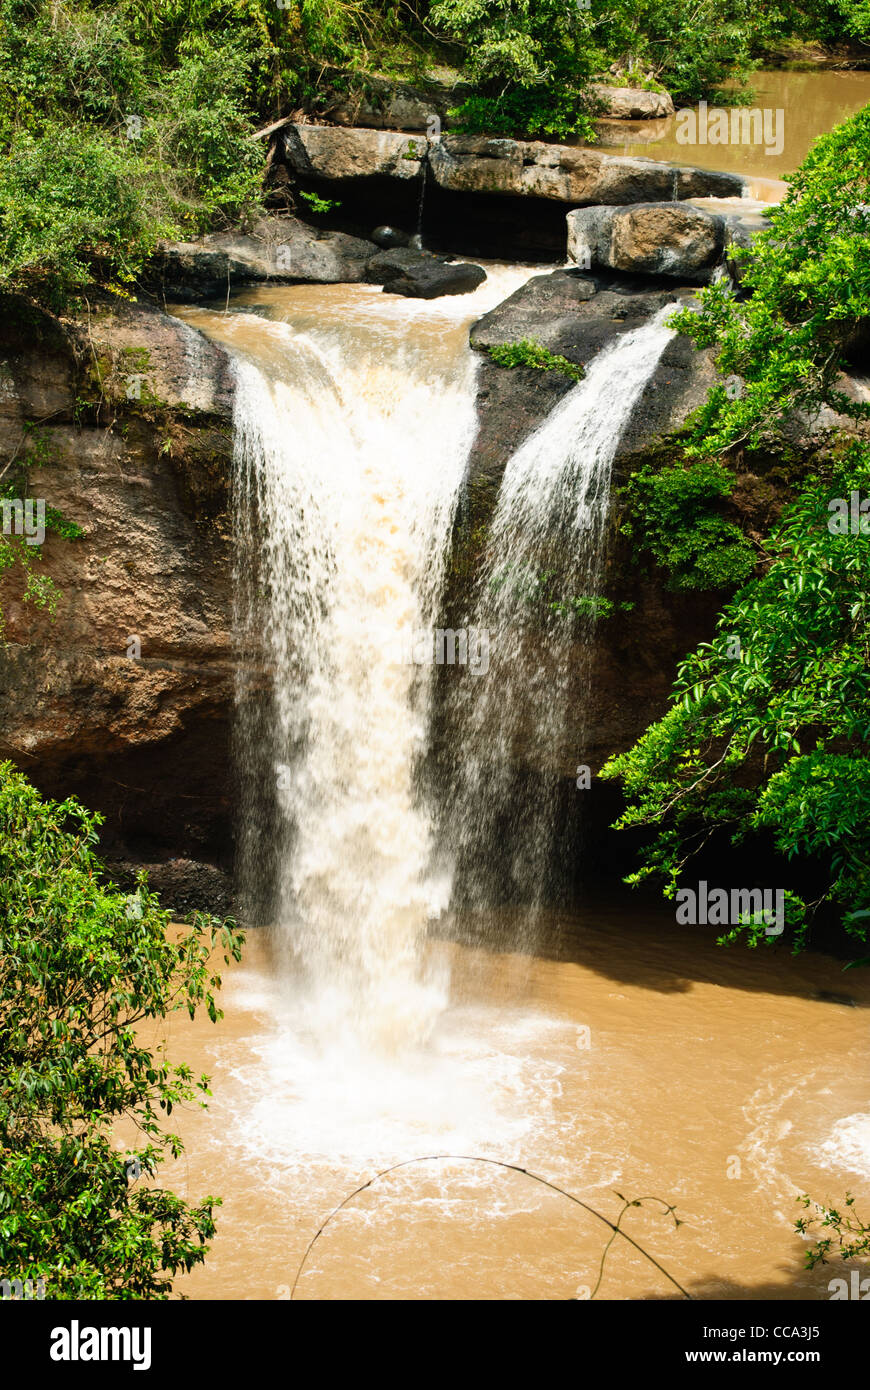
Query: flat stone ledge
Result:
<box><xmin>283</xmin><ymin>123</ymin><xmax>747</xmax><ymax>206</ymax></box>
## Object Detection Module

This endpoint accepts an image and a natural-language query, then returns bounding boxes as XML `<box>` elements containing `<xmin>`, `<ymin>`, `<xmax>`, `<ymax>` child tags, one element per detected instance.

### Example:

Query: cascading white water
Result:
<box><xmin>175</xmin><ymin>280</ymin><xmax>672</xmax><ymax>1055</ymax></box>
<box><xmin>444</xmin><ymin>306</ymin><xmax>676</xmax><ymax>931</ymax></box>
<box><xmin>222</xmin><ymin>273</ymin><xmax>536</xmax><ymax>1052</ymax></box>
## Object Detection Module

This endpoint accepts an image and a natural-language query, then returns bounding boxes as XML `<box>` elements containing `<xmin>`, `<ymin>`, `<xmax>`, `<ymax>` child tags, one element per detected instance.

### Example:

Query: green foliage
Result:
<box><xmin>669</xmin><ymin>104</ymin><xmax>870</xmax><ymax>454</ymax></box>
<box><xmin>618</xmin><ymin>457</ymin><xmax>757</xmax><ymax>591</ymax></box>
<box><xmin>549</xmin><ymin>593</ymin><xmax>635</xmax><ymax>621</ymax></box>
<box><xmin>147</xmin><ymin>34</ymin><xmax>266</xmax><ymax>227</ymax></box>
<box><xmin>602</xmin><ymin>444</ymin><xmax>870</xmax><ymax>952</ymax></box>
<box><xmin>297</xmin><ymin>189</ymin><xmax>342</xmax><ymax>215</ymax></box>
<box><xmin>606</xmin><ymin>107</ymin><xmax>870</xmax><ymax>957</ymax></box>
<box><xmin>592</xmin><ymin>0</ymin><xmax>776</xmax><ymax>105</ymax></box>
<box><xmin>0</xmin><ymin>124</ymin><xmax>174</xmax><ymax>309</ymax></box>
<box><xmin>488</xmin><ymin>565</ymin><xmax>630</xmax><ymax>624</ymax></box>
<box><xmin>430</xmin><ymin>0</ymin><xmax>788</xmax><ymax>136</ymax></box>
<box><xmin>0</xmin><ymin>762</ymin><xmax>244</xmax><ymax>1298</ymax></box>
<box><xmin>430</xmin><ymin>0</ymin><xmax>596</xmax><ymax>139</ymax></box>
<box><xmin>781</xmin><ymin>0</ymin><xmax>870</xmax><ymax>47</ymax></box>
<box><xmin>0</xmin><ymin>532</ymin><xmax>59</xmax><ymax>631</ymax></box>
<box><xmin>0</xmin><ymin>1</ymin><xmax>266</xmax><ymax>306</ymax></box>
<box><xmin>0</xmin><ymin>1</ymin><xmax>148</xmax><ymax>139</ymax></box>
<box><xmin>486</xmin><ymin>338</ymin><xmax>585</xmax><ymax>382</ymax></box>
<box><xmin>796</xmin><ymin>1193</ymin><xmax>870</xmax><ymax>1271</ymax></box>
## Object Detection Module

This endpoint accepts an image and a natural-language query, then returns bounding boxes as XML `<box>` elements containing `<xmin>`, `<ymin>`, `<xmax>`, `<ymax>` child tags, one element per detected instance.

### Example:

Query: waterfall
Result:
<box><xmin>442</xmin><ymin>305</ymin><xmax>675</xmax><ymax>937</ymax></box>
<box><xmin>414</xmin><ymin>145</ymin><xmax>429</xmax><ymax>249</ymax></box>
<box><xmin>177</xmin><ymin>273</ymin><xmax>670</xmax><ymax>1053</ymax></box>
<box><xmin>226</xmin><ymin>279</ymin><xmax>529</xmax><ymax>1052</ymax></box>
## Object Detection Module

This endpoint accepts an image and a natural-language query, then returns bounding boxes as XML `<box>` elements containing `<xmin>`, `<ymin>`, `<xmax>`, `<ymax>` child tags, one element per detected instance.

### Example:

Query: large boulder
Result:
<box><xmin>150</xmin><ymin>216</ymin><xmax>378</xmax><ymax>299</ymax></box>
<box><xmin>284</xmin><ymin>124</ymin><xmax>424</xmax><ymax>181</ymax></box>
<box><xmin>469</xmin><ymin>269</ymin><xmax>597</xmax><ymax>354</ymax></box>
<box><xmin>366</xmin><ymin>247</ymin><xmax>487</xmax><ymax>298</ymax></box>
<box><xmin>590</xmin><ymin>84</ymin><xmax>675</xmax><ymax>119</ymax></box>
<box><xmin>428</xmin><ymin>133</ymin><xmax>743</xmax><ymax>203</ymax></box>
<box><xmin>320</xmin><ymin>70</ymin><xmax>472</xmax><ymax>132</ymax></box>
<box><xmin>81</xmin><ymin>297</ymin><xmax>235</xmax><ymax>415</ymax></box>
<box><xmin>567</xmin><ymin>203</ymin><xmax>726</xmax><ymax>280</ymax></box>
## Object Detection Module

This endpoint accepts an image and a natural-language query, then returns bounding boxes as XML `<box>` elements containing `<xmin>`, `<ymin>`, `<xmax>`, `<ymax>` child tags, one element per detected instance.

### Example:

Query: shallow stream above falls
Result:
<box><xmin>588</xmin><ymin>68</ymin><xmax>870</xmax><ymax>197</ymax></box>
<box><xmin>164</xmin><ymin>277</ymin><xmax>870</xmax><ymax>1301</ymax></box>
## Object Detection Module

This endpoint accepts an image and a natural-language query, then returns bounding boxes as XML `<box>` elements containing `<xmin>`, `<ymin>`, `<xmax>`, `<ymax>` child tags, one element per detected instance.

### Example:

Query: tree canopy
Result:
<box><xmin>0</xmin><ymin>763</ymin><xmax>244</xmax><ymax>1297</ymax></box>
<box><xmin>603</xmin><ymin>107</ymin><xmax>870</xmax><ymax>956</ymax></box>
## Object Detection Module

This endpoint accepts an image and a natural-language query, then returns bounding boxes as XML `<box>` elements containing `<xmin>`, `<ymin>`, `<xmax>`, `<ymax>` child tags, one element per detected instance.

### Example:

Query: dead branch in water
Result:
<box><xmin>289</xmin><ymin>1154</ymin><xmax>691</xmax><ymax>1300</ymax></box>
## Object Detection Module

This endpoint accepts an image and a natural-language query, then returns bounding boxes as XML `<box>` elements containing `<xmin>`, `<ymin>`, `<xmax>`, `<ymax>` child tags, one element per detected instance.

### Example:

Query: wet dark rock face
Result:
<box><xmin>466</xmin><ymin>269</ymin><xmax>718</xmax><ymax>479</ymax></box>
<box><xmin>0</xmin><ymin>292</ymin><xmax>236</xmax><ymax>880</ymax></box>
<box><xmin>567</xmin><ymin>203</ymin><xmax>726</xmax><ymax>282</ymax></box>
<box><xmin>366</xmin><ymin>247</ymin><xmax>487</xmax><ymax>298</ymax></box>
<box><xmin>106</xmin><ymin>855</ymin><xmax>234</xmax><ymax>918</ymax></box>
<box><xmin>439</xmin><ymin>267</ymin><xmax>723</xmax><ymax>784</ymax></box>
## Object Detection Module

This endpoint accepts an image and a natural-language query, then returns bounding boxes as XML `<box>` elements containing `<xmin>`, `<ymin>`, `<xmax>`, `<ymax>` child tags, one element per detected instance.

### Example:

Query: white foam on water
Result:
<box><xmin>814</xmin><ymin>1112</ymin><xmax>870</xmax><ymax>1178</ymax></box>
<box><xmin>207</xmin><ymin>965</ymin><xmax>575</xmax><ymax>1216</ymax></box>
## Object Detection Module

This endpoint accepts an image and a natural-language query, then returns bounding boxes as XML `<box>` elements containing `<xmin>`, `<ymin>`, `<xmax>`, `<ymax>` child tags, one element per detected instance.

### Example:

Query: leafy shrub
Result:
<box><xmin>147</xmin><ymin>35</ymin><xmax>266</xmax><ymax>230</ymax></box>
<box><xmin>0</xmin><ymin>125</ymin><xmax>174</xmax><ymax>307</ymax></box>
<box><xmin>0</xmin><ymin>763</ymin><xmax>244</xmax><ymax>1297</ymax></box>
<box><xmin>0</xmin><ymin>3</ymin><xmax>267</xmax><ymax>305</ymax></box>
<box><xmin>431</xmin><ymin>0</ymin><xmax>787</xmax><ymax>136</ymax></box>
<box><xmin>669</xmin><ymin>104</ymin><xmax>870</xmax><ymax>454</ymax></box>
<box><xmin>618</xmin><ymin>457</ymin><xmax>756</xmax><ymax>591</ymax></box>
<box><xmin>0</xmin><ymin>0</ymin><xmax>148</xmax><ymax>138</ymax></box>
<box><xmin>602</xmin><ymin>443</ymin><xmax>870</xmax><ymax>951</ymax></box>
<box><xmin>781</xmin><ymin>0</ymin><xmax>870</xmax><ymax>47</ymax></box>
<box><xmin>594</xmin><ymin>0</ymin><xmax>774</xmax><ymax>104</ymax></box>
<box><xmin>549</xmin><ymin>594</ymin><xmax>631</xmax><ymax>621</ymax></box>
<box><xmin>297</xmin><ymin>189</ymin><xmax>342</xmax><ymax>215</ymax></box>
<box><xmin>431</xmin><ymin>0</ymin><xmax>597</xmax><ymax>140</ymax></box>
<box><xmin>487</xmin><ymin>338</ymin><xmax>585</xmax><ymax>381</ymax></box>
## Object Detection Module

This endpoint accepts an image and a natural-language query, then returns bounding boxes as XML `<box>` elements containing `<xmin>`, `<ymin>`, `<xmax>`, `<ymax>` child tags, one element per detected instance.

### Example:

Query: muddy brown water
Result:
<box><xmin>145</xmin><ymin>909</ymin><xmax>870</xmax><ymax>1302</ymax></box>
<box><xmin>589</xmin><ymin>69</ymin><xmax>870</xmax><ymax>197</ymax></box>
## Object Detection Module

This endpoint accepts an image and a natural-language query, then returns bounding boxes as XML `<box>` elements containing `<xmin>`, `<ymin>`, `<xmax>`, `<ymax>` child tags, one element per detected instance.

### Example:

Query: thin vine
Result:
<box><xmin>289</xmin><ymin>1153</ymin><xmax>690</xmax><ymax>1300</ymax></box>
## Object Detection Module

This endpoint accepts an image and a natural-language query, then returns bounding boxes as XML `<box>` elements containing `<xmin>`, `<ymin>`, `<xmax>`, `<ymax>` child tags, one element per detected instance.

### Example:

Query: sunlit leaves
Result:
<box><xmin>670</xmin><ymin>104</ymin><xmax>870</xmax><ymax>453</ymax></box>
<box><xmin>0</xmin><ymin>763</ymin><xmax>244</xmax><ymax>1297</ymax></box>
<box><xmin>602</xmin><ymin>444</ymin><xmax>870</xmax><ymax>949</ymax></box>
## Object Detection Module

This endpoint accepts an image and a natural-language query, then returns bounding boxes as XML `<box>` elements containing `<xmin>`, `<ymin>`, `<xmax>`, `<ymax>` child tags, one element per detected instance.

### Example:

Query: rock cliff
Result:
<box><xmin>0</xmin><ymin>292</ymin><xmax>235</xmax><ymax>877</ymax></box>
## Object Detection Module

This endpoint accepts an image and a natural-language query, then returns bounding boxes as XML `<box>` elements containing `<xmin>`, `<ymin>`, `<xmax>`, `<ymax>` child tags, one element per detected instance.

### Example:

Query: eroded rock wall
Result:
<box><xmin>0</xmin><ymin>293</ymin><xmax>235</xmax><ymax>867</ymax></box>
